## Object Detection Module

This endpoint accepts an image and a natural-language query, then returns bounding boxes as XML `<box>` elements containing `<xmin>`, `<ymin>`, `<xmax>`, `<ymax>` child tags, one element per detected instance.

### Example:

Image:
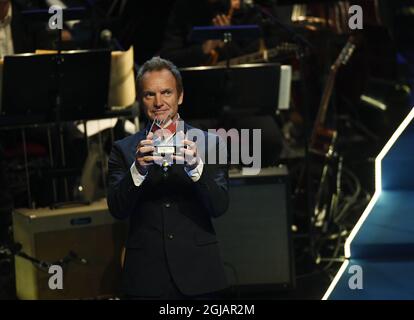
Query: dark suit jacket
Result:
<box><xmin>107</xmin><ymin>123</ymin><xmax>229</xmax><ymax>297</ymax></box>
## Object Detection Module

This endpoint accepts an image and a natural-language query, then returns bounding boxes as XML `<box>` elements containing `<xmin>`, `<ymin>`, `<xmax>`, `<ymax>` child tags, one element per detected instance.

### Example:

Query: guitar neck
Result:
<box><xmin>311</xmin><ymin>68</ymin><xmax>337</xmax><ymax>142</ymax></box>
<box><xmin>216</xmin><ymin>50</ymin><xmax>265</xmax><ymax>66</ymax></box>
<box><xmin>318</xmin><ymin>69</ymin><xmax>337</xmax><ymax>126</ymax></box>
<box><xmin>216</xmin><ymin>43</ymin><xmax>297</xmax><ymax>66</ymax></box>
<box><xmin>311</xmin><ymin>36</ymin><xmax>357</xmax><ymax>135</ymax></box>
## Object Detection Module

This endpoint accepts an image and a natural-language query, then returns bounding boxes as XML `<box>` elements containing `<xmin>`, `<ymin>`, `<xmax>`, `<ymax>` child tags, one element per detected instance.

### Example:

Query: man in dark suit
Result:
<box><xmin>107</xmin><ymin>56</ymin><xmax>229</xmax><ymax>299</ymax></box>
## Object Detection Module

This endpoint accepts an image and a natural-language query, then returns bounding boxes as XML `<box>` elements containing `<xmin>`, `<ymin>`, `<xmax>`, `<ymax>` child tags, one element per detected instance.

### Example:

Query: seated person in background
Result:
<box><xmin>160</xmin><ymin>0</ymin><xmax>282</xmax><ymax>68</ymax></box>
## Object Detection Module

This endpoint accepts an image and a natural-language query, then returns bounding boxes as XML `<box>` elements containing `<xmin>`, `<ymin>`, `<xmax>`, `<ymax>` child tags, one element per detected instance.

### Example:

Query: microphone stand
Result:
<box><xmin>0</xmin><ymin>243</ymin><xmax>87</xmax><ymax>272</ymax></box>
<box><xmin>53</xmin><ymin>27</ymin><xmax>70</xmax><ymax>203</ymax></box>
<box><xmin>51</xmin><ymin>29</ymin><xmax>90</xmax><ymax>209</ymax></box>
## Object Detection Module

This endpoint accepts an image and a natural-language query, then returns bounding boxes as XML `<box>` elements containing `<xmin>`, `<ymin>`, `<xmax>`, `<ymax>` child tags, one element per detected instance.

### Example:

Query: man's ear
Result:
<box><xmin>178</xmin><ymin>91</ymin><xmax>184</xmax><ymax>105</ymax></box>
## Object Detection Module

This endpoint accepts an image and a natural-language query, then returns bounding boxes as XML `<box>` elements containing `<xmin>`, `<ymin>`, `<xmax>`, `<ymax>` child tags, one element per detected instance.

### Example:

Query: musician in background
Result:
<box><xmin>160</xmin><ymin>0</ymin><xmax>284</xmax><ymax>67</ymax></box>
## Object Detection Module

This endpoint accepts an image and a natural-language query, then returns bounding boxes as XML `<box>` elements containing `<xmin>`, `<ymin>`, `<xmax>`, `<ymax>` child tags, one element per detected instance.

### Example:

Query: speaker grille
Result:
<box><xmin>214</xmin><ymin>177</ymin><xmax>294</xmax><ymax>289</ymax></box>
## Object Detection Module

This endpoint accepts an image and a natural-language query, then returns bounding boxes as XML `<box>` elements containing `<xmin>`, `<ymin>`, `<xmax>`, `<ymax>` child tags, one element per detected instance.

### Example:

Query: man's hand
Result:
<box><xmin>212</xmin><ymin>0</ymin><xmax>240</xmax><ymax>26</ymax></box>
<box><xmin>135</xmin><ymin>132</ymin><xmax>162</xmax><ymax>175</ymax></box>
<box><xmin>202</xmin><ymin>39</ymin><xmax>224</xmax><ymax>55</ymax></box>
<box><xmin>212</xmin><ymin>14</ymin><xmax>231</xmax><ymax>27</ymax></box>
<box><xmin>202</xmin><ymin>12</ymin><xmax>231</xmax><ymax>56</ymax></box>
<box><xmin>202</xmin><ymin>8</ymin><xmax>235</xmax><ymax>63</ymax></box>
<box><xmin>173</xmin><ymin>134</ymin><xmax>200</xmax><ymax>171</ymax></box>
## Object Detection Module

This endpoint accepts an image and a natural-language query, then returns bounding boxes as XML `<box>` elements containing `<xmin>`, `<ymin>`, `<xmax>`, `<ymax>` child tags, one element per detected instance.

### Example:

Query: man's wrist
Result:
<box><xmin>185</xmin><ymin>158</ymin><xmax>204</xmax><ymax>182</ymax></box>
<box><xmin>185</xmin><ymin>157</ymin><xmax>200</xmax><ymax>172</ymax></box>
<box><xmin>135</xmin><ymin>162</ymin><xmax>148</xmax><ymax>176</ymax></box>
<box><xmin>137</xmin><ymin>167</ymin><xmax>148</xmax><ymax>176</ymax></box>
<box><xmin>131</xmin><ymin>162</ymin><xmax>148</xmax><ymax>187</ymax></box>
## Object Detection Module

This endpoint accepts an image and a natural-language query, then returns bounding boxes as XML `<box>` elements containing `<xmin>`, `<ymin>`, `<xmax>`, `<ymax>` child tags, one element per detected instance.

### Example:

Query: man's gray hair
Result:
<box><xmin>136</xmin><ymin>56</ymin><xmax>183</xmax><ymax>97</ymax></box>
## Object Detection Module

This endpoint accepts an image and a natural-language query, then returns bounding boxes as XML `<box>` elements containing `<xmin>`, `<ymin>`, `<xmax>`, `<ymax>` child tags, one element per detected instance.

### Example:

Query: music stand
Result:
<box><xmin>21</xmin><ymin>7</ymin><xmax>89</xmax><ymax>23</ymax></box>
<box><xmin>190</xmin><ymin>25</ymin><xmax>261</xmax><ymax>41</ymax></box>
<box><xmin>0</xmin><ymin>50</ymin><xmax>111</xmax><ymax>207</ymax></box>
<box><xmin>179</xmin><ymin>63</ymin><xmax>291</xmax><ymax>168</ymax></box>
<box><xmin>179</xmin><ymin>63</ymin><xmax>290</xmax><ymax>119</ymax></box>
<box><xmin>1</xmin><ymin>50</ymin><xmax>111</xmax><ymax>122</ymax></box>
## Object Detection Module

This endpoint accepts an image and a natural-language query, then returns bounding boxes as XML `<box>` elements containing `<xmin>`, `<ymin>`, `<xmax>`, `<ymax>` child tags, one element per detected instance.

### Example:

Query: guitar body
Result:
<box><xmin>310</xmin><ymin>126</ymin><xmax>337</xmax><ymax>159</ymax></box>
<box><xmin>294</xmin><ymin>36</ymin><xmax>357</xmax><ymax>231</ymax></box>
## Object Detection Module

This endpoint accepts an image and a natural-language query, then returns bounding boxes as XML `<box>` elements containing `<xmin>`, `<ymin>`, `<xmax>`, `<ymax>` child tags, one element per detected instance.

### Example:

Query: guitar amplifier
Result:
<box><xmin>13</xmin><ymin>199</ymin><xmax>127</xmax><ymax>300</ymax></box>
<box><xmin>213</xmin><ymin>166</ymin><xmax>295</xmax><ymax>292</ymax></box>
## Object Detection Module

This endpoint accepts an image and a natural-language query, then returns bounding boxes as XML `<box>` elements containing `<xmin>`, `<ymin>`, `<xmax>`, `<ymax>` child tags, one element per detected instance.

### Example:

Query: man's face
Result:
<box><xmin>140</xmin><ymin>69</ymin><xmax>183</xmax><ymax>123</ymax></box>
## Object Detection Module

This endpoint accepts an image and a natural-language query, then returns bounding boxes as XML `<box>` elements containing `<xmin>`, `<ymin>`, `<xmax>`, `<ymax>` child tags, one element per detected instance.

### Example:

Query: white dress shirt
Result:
<box><xmin>130</xmin><ymin>158</ymin><xmax>204</xmax><ymax>187</ymax></box>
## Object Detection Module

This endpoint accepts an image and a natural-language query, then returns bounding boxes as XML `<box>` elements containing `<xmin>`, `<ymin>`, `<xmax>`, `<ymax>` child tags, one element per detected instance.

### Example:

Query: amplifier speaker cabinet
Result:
<box><xmin>214</xmin><ymin>166</ymin><xmax>295</xmax><ymax>292</ymax></box>
<box><xmin>13</xmin><ymin>199</ymin><xmax>126</xmax><ymax>300</ymax></box>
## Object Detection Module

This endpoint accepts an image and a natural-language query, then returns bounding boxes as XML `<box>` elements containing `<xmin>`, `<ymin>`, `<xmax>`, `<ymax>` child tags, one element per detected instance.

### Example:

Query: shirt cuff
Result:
<box><xmin>130</xmin><ymin>161</ymin><xmax>147</xmax><ymax>187</ymax></box>
<box><xmin>184</xmin><ymin>158</ymin><xmax>204</xmax><ymax>182</ymax></box>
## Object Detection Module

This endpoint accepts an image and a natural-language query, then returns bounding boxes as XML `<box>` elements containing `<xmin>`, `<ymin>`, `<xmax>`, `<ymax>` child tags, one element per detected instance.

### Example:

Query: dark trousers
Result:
<box><xmin>123</xmin><ymin>273</ymin><xmax>220</xmax><ymax>300</ymax></box>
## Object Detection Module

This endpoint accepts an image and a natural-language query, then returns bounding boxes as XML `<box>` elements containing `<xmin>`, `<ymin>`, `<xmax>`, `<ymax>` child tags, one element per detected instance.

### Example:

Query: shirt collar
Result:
<box><xmin>146</xmin><ymin>113</ymin><xmax>183</xmax><ymax>136</ymax></box>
